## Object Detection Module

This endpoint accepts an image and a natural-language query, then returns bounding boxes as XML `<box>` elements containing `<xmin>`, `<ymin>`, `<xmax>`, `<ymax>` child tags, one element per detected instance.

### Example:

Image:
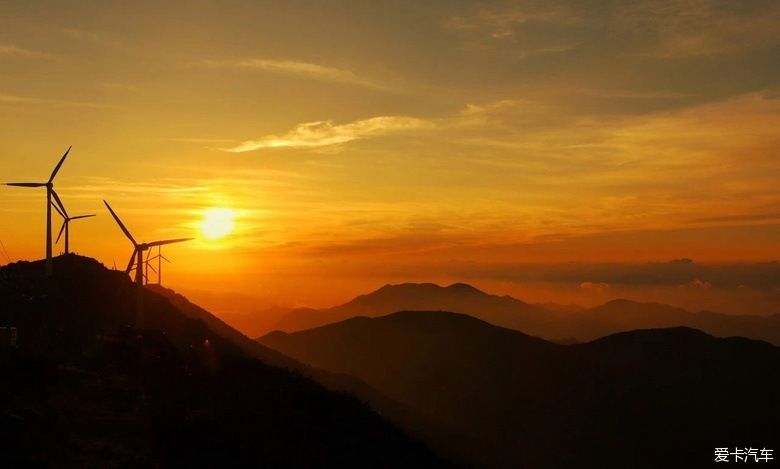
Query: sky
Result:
<box><xmin>1</xmin><ymin>0</ymin><xmax>779</xmax><ymax>313</ymax></box>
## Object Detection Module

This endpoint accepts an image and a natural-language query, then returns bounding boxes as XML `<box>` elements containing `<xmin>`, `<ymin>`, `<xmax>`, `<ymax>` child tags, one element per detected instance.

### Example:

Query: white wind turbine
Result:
<box><xmin>6</xmin><ymin>146</ymin><xmax>71</xmax><ymax>276</ymax></box>
<box><xmin>50</xmin><ymin>198</ymin><xmax>95</xmax><ymax>255</ymax></box>
<box><xmin>103</xmin><ymin>200</ymin><xmax>192</xmax><ymax>327</ymax></box>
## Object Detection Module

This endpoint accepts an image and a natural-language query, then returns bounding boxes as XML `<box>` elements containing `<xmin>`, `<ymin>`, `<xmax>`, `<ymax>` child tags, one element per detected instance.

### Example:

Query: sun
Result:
<box><xmin>200</xmin><ymin>207</ymin><xmax>236</xmax><ymax>240</ymax></box>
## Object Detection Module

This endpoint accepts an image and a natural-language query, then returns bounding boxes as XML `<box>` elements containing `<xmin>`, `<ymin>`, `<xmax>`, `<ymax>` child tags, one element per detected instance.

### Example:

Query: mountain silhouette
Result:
<box><xmin>261</xmin><ymin>311</ymin><xmax>780</xmax><ymax>469</ymax></box>
<box><xmin>146</xmin><ymin>282</ymin><xmax>473</xmax><ymax>461</ymax></box>
<box><xmin>273</xmin><ymin>282</ymin><xmax>780</xmax><ymax>345</ymax></box>
<box><xmin>582</xmin><ymin>298</ymin><xmax>780</xmax><ymax>344</ymax></box>
<box><xmin>274</xmin><ymin>282</ymin><xmax>548</xmax><ymax>333</ymax></box>
<box><xmin>0</xmin><ymin>255</ymin><xmax>451</xmax><ymax>468</ymax></box>
<box><xmin>218</xmin><ymin>306</ymin><xmax>294</xmax><ymax>339</ymax></box>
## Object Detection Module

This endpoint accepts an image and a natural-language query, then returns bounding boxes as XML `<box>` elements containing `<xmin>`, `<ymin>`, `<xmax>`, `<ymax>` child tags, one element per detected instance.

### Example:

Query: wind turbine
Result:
<box><xmin>143</xmin><ymin>249</ymin><xmax>157</xmax><ymax>285</ymax></box>
<box><xmin>50</xmin><ymin>199</ymin><xmax>95</xmax><ymax>255</ymax></box>
<box><xmin>145</xmin><ymin>245</ymin><xmax>171</xmax><ymax>285</ymax></box>
<box><xmin>103</xmin><ymin>200</ymin><xmax>192</xmax><ymax>328</ymax></box>
<box><xmin>6</xmin><ymin>146</ymin><xmax>71</xmax><ymax>276</ymax></box>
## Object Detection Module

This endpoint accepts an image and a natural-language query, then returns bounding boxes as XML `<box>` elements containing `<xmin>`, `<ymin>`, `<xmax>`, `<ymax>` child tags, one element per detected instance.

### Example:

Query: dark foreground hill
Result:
<box><xmin>0</xmin><ymin>255</ymin><xmax>449</xmax><ymax>468</ymax></box>
<box><xmin>273</xmin><ymin>282</ymin><xmax>780</xmax><ymax>345</ymax></box>
<box><xmin>261</xmin><ymin>311</ymin><xmax>780</xmax><ymax>469</ymax></box>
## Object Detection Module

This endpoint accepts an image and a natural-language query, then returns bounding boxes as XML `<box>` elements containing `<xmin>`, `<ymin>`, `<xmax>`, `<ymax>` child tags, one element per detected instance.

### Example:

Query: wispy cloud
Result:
<box><xmin>443</xmin><ymin>6</ymin><xmax>577</xmax><ymax>40</ymax></box>
<box><xmin>617</xmin><ymin>1</ymin><xmax>780</xmax><ymax>58</ymax></box>
<box><xmin>199</xmin><ymin>58</ymin><xmax>391</xmax><ymax>91</ymax></box>
<box><xmin>101</xmin><ymin>82</ymin><xmax>139</xmax><ymax>92</ymax></box>
<box><xmin>166</xmin><ymin>137</ymin><xmax>237</xmax><ymax>144</ymax></box>
<box><xmin>514</xmin><ymin>45</ymin><xmax>573</xmax><ymax>60</ymax></box>
<box><xmin>223</xmin><ymin>116</ymin><xmax>436</xmax><ymax>152</ymax></box>
<box><xmin>0</xmin><ymin>93</ymin><xmax>113</xmax><ymax>109</ymax></box>
<box><xmin>0</xmin><ymin>43</ymin><xmax>52</xmax><ymax>60</ymax></box>
<box><xmin>63</xmin><ymin>28</ymin><xmax>105</xmax><ymax>41</ymax></box>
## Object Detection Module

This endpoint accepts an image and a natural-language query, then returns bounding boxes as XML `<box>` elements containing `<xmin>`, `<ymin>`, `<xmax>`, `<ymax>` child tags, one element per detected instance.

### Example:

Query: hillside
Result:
<box><xmin>261</xmin><ymin>311</ymin><xmax>780</xmax><ymax>469</ymax></box>
<box><xmin>0</xmin><ymin>255</ymin><xmax>450</xmax><ymax>468</ymax></box>
<box><xmin>272</xmin><ymin>282</ymin><xmax>780</xmax><ymax>345</ymax></box>
<box><xmin>147</xmin><ymin>283</ymin><xmax>474</xmax><ymax>462</ymax></box>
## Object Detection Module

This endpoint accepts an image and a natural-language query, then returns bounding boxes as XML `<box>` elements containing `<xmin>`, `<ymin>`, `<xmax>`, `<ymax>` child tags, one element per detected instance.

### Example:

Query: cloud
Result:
<box><xmin>199</xmin><ymin>58</ymin><xmax>391</xmax><ymax>90</ymax></box>
<box><xmin>450</xmin><ymin>259</ymin><xmax>780</xmax><ymax>291</ymax></box>
<box><xmin>166</xmin><ymin>137</ymin><xmax>237</xmax><ymax>144</ymax></box>
<box><xmin>693</xmin><ymin>213</ymin><xmax>780</xmax><ymax>224</ymax></box>
<box><xmin>615</xmin><ymin>1</ymin><xmax>780</xmax><ymax>58</ymax></box>
<box><xmin>580</xmin><ymin>281</ymin><xmax>610</xmax><ymax>291</ymax></box>
<box><xmin>101</xmin><ymin>82</ymin><xmax>139</xmax><ymax>92</ymax></box>
<box><xmin>223</xmin><ymin>116</ymin><xmax>436</xmax><ymax>152</ymax></box>
<box><xmin>514</xmin><ymin>45</ymin><xmax>573</xmax><ymax>60</ymax></box>
<box><xmin>0</xmin><ymin>44</ymin><xmax>51</xmax><ymax>60</ymax></box>
<box><xmin>63</xmin><ymin>28</ymin><xmax>106</xmax><ymax>42</ymax></box>
<box><xmin>687</xmin><ymin>279</ymin><xmax>713</xmax><ymax>289</ymax></box>
<box><xmin>443</xmin><ymin>6</ymin><xmax>577</xmax><ymax>39</ymax></box>
<box><xmin>442</xmin><ymin>1</ymin><xmax>780</xmax><ymax>64</ymax></box>
<box><xmin>0</xmin><ymin>93</ymin><xmax>112</xmax><ymax>109</ymax></box>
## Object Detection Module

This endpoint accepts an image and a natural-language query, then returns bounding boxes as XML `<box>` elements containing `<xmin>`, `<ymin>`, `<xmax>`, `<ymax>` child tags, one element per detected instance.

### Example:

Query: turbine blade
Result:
<box><xmin>55</xmin><ymin>221</ymin><xmax>66</xmax><ymax>244</ymax></box>
<box><xmin>50</xmin><ymin>189</ymin><xmax>68</xmax><ymax>218</ymax></box>
<box><xmin>160</xmin><ymin>254</ymin><xmax>171</xmax><ymax>263</ymax></box>
<box><xmin>147</xmin><ymin>238</ymin><xmax>193</xmax><ymax>248</ymax></box>
<box><xmin>50</xmin><ymin>200</ymin><xmax>65</xmax><ymax>219</ymax></box>
<box><xmin>103</xmin><ymin>201</ymin><xmax>137</xmax><ymax>246</ymax></box>
<box><xmin>48</xmin><ymin>146</ymin><xmax>71</xmax><ymax>183</ymax></box>
<box><xmin>125</xmin><ymin>249</ymin><xmax>137</xmax><ymax>274</ymax></box>
<box><xmin>147</xmin><ymin>263</ymin><xmax>157</xmax><ymax>274</ymax></box>
<box><xmin>6</xmin><ymin>182</ymin><xmax>46</xmax><ymax>187</ymax></box>
<box><xmin>70</xmin><ymin>214</ymin><xmax>95</xmax><ymax>220</ymax></box>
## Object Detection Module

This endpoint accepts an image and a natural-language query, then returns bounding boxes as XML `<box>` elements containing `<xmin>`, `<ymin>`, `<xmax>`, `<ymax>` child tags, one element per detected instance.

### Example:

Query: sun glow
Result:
<box><xmin>200</xmin><ymin>207</ymin><xmax>236</xmax><ymax>240</ymax></box>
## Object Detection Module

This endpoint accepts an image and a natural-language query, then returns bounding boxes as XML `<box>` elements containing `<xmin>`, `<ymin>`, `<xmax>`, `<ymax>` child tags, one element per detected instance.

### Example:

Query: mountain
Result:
<box><xmin>274</xmin><ymin>282</ymin><xmax>553</xmax><ymax>334</ymax></box>
<box><xmin>0</xmin><ymin>255</ymin><xmax>450</xmax><ymax>468</ymax></box>
<box><xmin>261</xmin><ymin>311</ymin><xmax>780</xmax><ymax>469</ymax></box>
<box><xmin>217</xmin><ymin>306</ymin><xmax>294</xmax><ymax>338</ymax></box>
<box><xmin>273</xmin><ymin>282</ymin><xmax>780</xmax><ymax>345</ymax></box>
<box><xmin>147</xmin><ymin>282</ymin><xmax>475</xmax><ymax>462</ymax></box>
<box><xmin>582</xmin><ymin>298</ymin><xmax>780</xmax><ymax>344</ymax></box>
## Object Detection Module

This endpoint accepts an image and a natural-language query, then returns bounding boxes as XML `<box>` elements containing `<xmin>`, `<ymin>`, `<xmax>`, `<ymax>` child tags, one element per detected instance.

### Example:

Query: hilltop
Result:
<box><xmin>273</xmin><ymin>282</ymin><xmax>547</xmax><ymax>333</ymax></box>
<box><xmin>0</xmin><ymin>255</ymin><xmax>450</xmax><ymax>468</ymax></box>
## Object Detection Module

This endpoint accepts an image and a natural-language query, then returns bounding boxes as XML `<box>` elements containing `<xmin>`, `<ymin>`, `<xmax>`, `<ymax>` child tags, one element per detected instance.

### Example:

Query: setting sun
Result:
<box><xmin>200</xmin><ymin>208</ymin><xmax>236</xmax><ymax>240</ymax></box>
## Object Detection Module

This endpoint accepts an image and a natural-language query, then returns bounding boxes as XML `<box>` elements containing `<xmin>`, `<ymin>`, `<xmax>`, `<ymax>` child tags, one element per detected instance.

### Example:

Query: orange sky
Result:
<box><xmin>1</xmin><ymin>1</ymin><xmax>779</xmax><ymax>311</ymax></box>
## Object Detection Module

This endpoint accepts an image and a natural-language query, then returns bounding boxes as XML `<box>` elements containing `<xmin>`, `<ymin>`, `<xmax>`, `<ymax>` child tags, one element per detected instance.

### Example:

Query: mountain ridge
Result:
<box><xmin>260</xmin><ymin>310</ymin><xmax>780</xmax><ymax>469</ymax></box>
<box><xmin>270</xmin><ymin>282</ymin><xmax>780</xmax><ymax>345</ymax></box>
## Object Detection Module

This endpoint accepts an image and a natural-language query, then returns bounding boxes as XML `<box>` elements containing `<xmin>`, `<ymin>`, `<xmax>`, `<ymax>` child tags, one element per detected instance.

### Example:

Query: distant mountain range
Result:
<box><xmin>272</xmin><ymin>282</ymin><xmax>780</xmax><ymax>345</ymax></box>
<box><xmin>261</xmin><ymin>311</ymin><xmax>780</xmax><ymax>469</ymax></box>
<box><xmin>6</xmin><ymin>259</ymin><xmax>778</xmax><ymax>468</ymax></box>
<box><xmin>0</xmin><ymin>256</ymin><xmax>449</xmax><ymax>468</ymax></box>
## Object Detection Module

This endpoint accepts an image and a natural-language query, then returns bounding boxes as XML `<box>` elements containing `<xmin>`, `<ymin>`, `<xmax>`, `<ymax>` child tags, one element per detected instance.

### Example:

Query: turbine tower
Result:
<box><xmin>6</xmin><ymin>146</ymin><xmax>71</xmax><ymax>276</ymax></box>
<box><xmin>50</xmin><ymin>199</ymin><xmax>95</xmax><ymax>255</ymax></box>
<box><xmin>103</xmin><ymin>200</ymin><xmax>192</xmax><ymax>328</ymax></box>
<box><xmin>143</xmin><ymin>249</ymin><xmax>157</xmax><ymax>285</ymax></box>
<box><xmin>145</xmin><ymin>245</ymin><xmax>171</xmax><ymax>285</ymax></box>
